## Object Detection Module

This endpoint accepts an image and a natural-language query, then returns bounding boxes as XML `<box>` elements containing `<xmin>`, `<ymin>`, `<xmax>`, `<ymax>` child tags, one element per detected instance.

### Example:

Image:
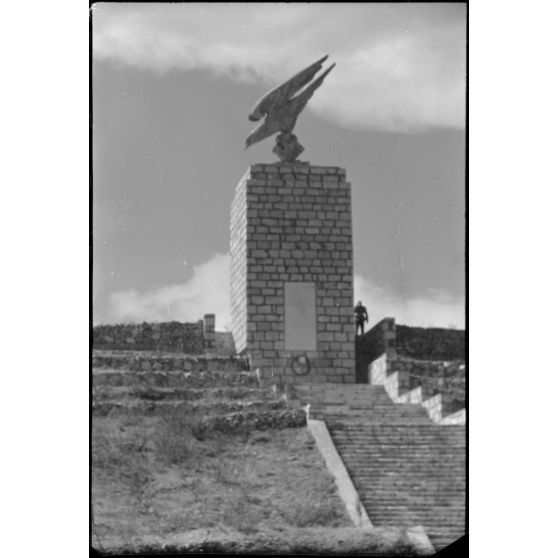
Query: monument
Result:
<box><xmin>231</xmin><ymin>56</ymin><xmax>355</xmax><ymax>387</ymax></box>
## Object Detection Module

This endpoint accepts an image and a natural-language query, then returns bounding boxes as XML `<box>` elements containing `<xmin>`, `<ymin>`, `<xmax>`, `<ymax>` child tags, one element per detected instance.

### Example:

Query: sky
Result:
<box><xmin>92</xmin><ymin>2</ymin><xmax>466</xmax><ymax>330</ymax></box>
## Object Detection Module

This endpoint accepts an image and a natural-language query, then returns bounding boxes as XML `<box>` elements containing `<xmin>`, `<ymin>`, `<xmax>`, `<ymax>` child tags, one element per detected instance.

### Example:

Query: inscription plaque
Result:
<box><xmin>284</xmin><ymin>282</ymin><xmax>317</xmax><ymax>350</ymax></box>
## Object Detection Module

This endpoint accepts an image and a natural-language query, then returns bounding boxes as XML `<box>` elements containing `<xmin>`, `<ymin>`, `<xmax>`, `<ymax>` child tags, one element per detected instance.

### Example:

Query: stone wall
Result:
<box><xmin>230</xmin><ymin>162</ymin><xmax>355</xmax><ymax>385</ymax></box>
<box><xmin>395</xmin><ymin>324</ymin><xmax>465</xmax><ymax>361</ymax></box>
<box><xmin>355</xmin><ymin>318</ymin><xmax>396</xmax><ymax>383</ymax></box>
<box><xmin>93</xmin><ymin>315</ymin><xmax>236</xmax><ymax>356</ymax></box>
<box><xmin>356</xmin><ymin>318</ymin><xmax>465</xmax><ymax>382</ymax></box>
<box><xmin>93</xmin><ymin>321</ymin><xmax>205</xmax><ymax>353</ymax></box>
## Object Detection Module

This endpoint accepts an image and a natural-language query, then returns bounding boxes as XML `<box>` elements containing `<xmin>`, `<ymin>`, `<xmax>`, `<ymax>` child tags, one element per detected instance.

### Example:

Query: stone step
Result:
<box><xmin>333</xmin><ymin>443</ymin><xmax>465</xmax><ymax>448</ymax></box>
<box><xmin>314</xmin><ymin>415</ymin><xmax>434</xmax><ymax>421</ymax></box>
<box><xmin>92</xmin><ymin>351</ymin><xmax>249</xmax><ymax>372</ymax></box>
<box><xmin>331</xmin><ymin>428</ymin><xmax>465</xmax><ymax>433</ymax></box>
<box><xmin>359</xmin><ymin>491</ymin><xmax>465</xmax><ymax>497</ymax></box>
<box><xmin>367</xmin><ymin>524</ymin><xmax>463</xmax><ymax>539</ymax></box>
<box><xmin>346</xmin><ymin>469</ymin><xmax>465</xmax><ymax>474</ymax></box>
<box><xmin>349</xmin><ymin>474</ymin><xmax>464</xmax><ymax>479</ymax></box>
<box><xmin>92</xmin><ymin>369</ymin><xmax>259</xmax><ymax>388</ymax></box>
<box><xmin>338</xmin><ymin>450</ymin><xmax>465</xmax><ymax>459</ymax></box>
<box><xmin>366</xmin><ymin>481</ymin><xmax>465</xmax><ymax>485</ymax></box>
<box><xmin>337</xmin><ymin>450</ymin><xmax>465</xmax><ymax>456</ymax></box>
<box><xmin>337</xmin><ymin>453</ymin><xmax>465</xmax><ymax>459</ymax></box>
<box><xmin>353</xmin><ymin>469</ymin><xmax>465</xmax><ymax>474</ymax></box>
<box><xmin>348</xmin><ymin>474</ymin><xmax>464</xmax><ymax>480</ymax></box>
<box><xmin>332</xmin><ymin>439</ymin><xmax>464</xmax><ymax>446</ymax></box>
<box><xmin>331</xmin><ymin>429</ymin><xmax>465</xmax><ymax>434</ymax></box>
<box><xmin>309</xmin><ymin>404</ymin><xmax>414</xmax><ymax>409</ymax></box>
<box><xmin>362</xmin><ymin>503</ymin><xmax>464</xmax><ymax>510</ymax></box>
<box><xmin>367</xmin><ymin>514</ymin><xmax>463</xmax><ymax>522</ymax></box>
<box><xmin>350</xmin><ymin>473</ymin><xmax>465</xmax><ymax>478</ymax></box>
<box><xmin>294</xmin><ymin>391</ymin><xmax>392</xmax><ymax>401</ymax></box>
<box><xmin>334</xmin><ymin>446</ymin><xmax>464</xmax><ymax>452</ymax></box>
<box><xmin>336</xmin><ymin>446</ymin><xmax>465</xmax><ymax>451</ymax></box>
<box><xmin>365</xmin><ymin>503</ymin><xmax>464</xmax><ymax>510</ymax></box>
<box><xmin>353</xmin><ymin>479</ymin><xmax>465</xmax><ymax>486</ymax></box>
<box><xmin>332</xmin><ymin>446</ymin><xmax>465</xmax><ymax>452</ymax></box>
<box><xmin>356</xmin><ymin>473</ymin><xmax>465</xmax><ymax>478</ymax></box>
<box><xmin>334</xmin><ymin>446</ymin><xmax>465</xmax><ymax>452</ymax></box>
<box><xmin>331</xmin><ymin>436</ymin><xmax>465</xmax><ymax>443</ymax></box>
<box><xmin>351</xmin><ymin>465</ymin><xmax>465</xmax><ymax>470</ymax></box>
<box><xmin>358</xmin><ymin>481</ymin><xmax>465</xmax><ymax>486</ymax></box>
<box><xmin>331</xmin><ymin>423</ymin><xmax>464</xmax><ymax>429</ymax></box>
<box><xmin>301</xmin><ymin>393</ymin><xmax>394</xmax><ymax>399</ymax></box>
<box><xmin>365</xmin><ymin>513</ymin><xmax>464</xmax><ymax>522</ymax></box>
<box><xmin>331</xmin><ymin>422</ymin><xmax>465</xmax><ymax>428</ymax></box>
<box><xmin>334</xmin><ymin>431</ymin><xmax>465</xmax><ymax>435</ymax></box>
<box><xmin>353</xmin><ymin>482</ymin><xmax>464</xmax><ymax>488</ymax></box>
<box><xmin>343</xmin><ymin>466</ymin><xmax>465</xmax><ymax>472</ymax></box>
<box><xmin>93</xmin><ymin>385</ymin><xmax>275</xmax><ymax>401</ymax></box>
<box><xmin>315</xmin><ymin>418</ymin><xmax>436</xmax><ymax>425</ymax></box>
<box><xmin>331</xmin><ymin>438</ymin><xmax>465</xmax><ymax>445</ymax></box>
<box><xmin>334</xmin><ymin>436</ymin><xmax>465</xmax><ymax>444</ymax></box>
<box><xmin>311</xmin><ymin>407</ymin><xmax>431</xmax><ymax>415</ymax></box>
<box><xmin>362</xmin><ymin>500</ymin><xmax>465</xmax><ymax>515</ymax></box>
<box><xmin>317</xmin><ymin>417</ymin><xmax>435</xmax><ymax>425</ymax></box>
<box><xmin>368</xmin><ymin>510</ymin><xmax>465</xmax><ymax>529</ymax></box>
<box><xmin>368</xmin><ymin>510</ymin><xmax>465</xmax><ymax>520</ymax></box>
<box><xmin>92</xmin><ymin>398</ymin><xmax>287</xmax><ymax>416</ymax></box>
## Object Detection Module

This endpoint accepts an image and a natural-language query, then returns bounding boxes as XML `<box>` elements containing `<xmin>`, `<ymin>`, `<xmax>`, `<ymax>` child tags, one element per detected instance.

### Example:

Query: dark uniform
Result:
<box><xmin>354</xmin><ymin>301</ymin><xmax>368</xmax><ymax>336</ymax></box>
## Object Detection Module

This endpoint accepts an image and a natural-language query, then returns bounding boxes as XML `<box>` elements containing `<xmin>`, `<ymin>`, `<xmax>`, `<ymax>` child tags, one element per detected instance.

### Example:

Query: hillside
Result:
<box><xmin>92</xmin><ymin>351</ymin><xmax>434</xmax><ymax>555</ymax></box>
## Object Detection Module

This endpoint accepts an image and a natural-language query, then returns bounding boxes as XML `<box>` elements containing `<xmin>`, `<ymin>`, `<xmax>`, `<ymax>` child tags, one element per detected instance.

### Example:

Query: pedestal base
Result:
<box><xmin>272</xmin><ymin>132</ymin><xmax>304</xmax><ymax>162</ymax></box>
<box><xmin>230</xmin><ymin>162</ymin><xmax>355</xmax><ymax>384</ymax></box>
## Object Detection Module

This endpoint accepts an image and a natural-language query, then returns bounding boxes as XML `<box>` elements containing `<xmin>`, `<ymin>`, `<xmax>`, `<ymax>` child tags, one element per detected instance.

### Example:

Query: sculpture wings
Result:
<box><xmin>245</xmin><ymin>55</ymin><xmax>336</xmax><ymax>151</ymax></box>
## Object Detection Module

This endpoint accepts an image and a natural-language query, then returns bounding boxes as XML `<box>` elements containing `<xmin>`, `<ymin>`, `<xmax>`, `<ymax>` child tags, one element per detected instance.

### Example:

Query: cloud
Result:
<box><xmin>110</xmin><ymin>253</ymin><xmax>231</xmax><ymax>330</ymax></box>
<box><xmin>109</xmin><ymin>252</ymin><xmax>463</xmax><ymax>331</ymax></box>
<box><xmin>354</xmin><ymin>274</ymin><xmax>465</xmax><ymax>329</ymax></box>
<box><xmin>93</xmin><ymin>3</ymin><xmax>465</xmax><ymax>132</ymax></box>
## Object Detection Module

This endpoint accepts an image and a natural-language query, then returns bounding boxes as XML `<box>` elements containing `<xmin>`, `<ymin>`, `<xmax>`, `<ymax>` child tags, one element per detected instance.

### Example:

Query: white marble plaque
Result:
<box><xmin>284</xmin><ymin>282</ymin><xmax>317</xmax><ymax>350</ymax></box>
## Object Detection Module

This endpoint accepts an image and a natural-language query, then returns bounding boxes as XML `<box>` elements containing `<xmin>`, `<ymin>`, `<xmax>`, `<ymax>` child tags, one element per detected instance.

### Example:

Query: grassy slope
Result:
<box><xmin>92</xmin><ymin>407</ymin><xmax>352</xmax><ymax>552</ymax></box>
<box><xmin>92</xmin><ymin>371</ymin><xmax>433</xmax><ymax>556</ymax></box>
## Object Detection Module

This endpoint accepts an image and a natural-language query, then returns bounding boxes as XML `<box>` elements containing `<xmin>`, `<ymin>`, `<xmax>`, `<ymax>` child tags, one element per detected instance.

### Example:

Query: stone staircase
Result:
<box><xmin>93</xmin><ymin>350</ymin><xmax>465</xmax><ymax>551</ymax></box>
<box><xmin>292</xmin><ymin>383</ymin><xmax>466</xmax><ymax>552</ymax></box>
<box><xmin>370</xmin><ymin>354</ymin><xmax>466</xmax><ymax>425</ymax></box>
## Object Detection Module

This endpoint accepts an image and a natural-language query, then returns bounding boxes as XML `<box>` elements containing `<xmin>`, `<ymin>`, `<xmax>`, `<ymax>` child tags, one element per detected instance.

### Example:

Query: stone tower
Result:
<box><xmin>230</xmin><ymin>161</ymin><xmax>355</xmax><ymax>387</ymax></box>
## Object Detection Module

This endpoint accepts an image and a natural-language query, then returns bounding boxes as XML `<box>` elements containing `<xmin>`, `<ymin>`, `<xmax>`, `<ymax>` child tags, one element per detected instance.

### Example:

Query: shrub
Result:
<box><xmin>154</xmin><ymin>407</ymin><xmax>212</xmax><ymax>464</ymax></box>
<box><xmin>281</xmin><ymin>500</ymin><xmax>346</xmax><ymax>528</ymax></box>
<box><xmin>249</xmin><ymin>432</ymin><xmax>272</xmax><ymax>444</ymax></box>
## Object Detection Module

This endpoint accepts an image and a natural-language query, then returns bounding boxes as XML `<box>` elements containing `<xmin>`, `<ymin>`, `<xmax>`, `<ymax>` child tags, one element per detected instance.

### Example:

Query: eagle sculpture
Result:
<box><xmin>245</xmin><ymin>55</ymin><xmax>335</xmax><ymax>162</ymax></box>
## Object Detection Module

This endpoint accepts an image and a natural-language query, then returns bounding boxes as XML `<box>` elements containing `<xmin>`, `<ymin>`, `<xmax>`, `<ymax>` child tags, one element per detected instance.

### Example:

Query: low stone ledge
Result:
<box><xmin>307</xmin><ymin>419</ymin><xmax>372</xmax><ymax>529</ymax></box>
<box><xmin>92</xmin><ymin>351</ymin><xmax>250</xmax><ymax>372</ymax></box>
<box><xmin>95</xmin><ymin>525</ymin><xmax>434</xmax><ymax>556</ymax></box>
<box><xmin>202</xmin><ymin>409</ymin><xmax>307</xmax><ymax>432</ymax></box>
<box><xmin>92</xmin><ymin>398</ymin><xmax>287</xmax><ymax>416</ymax></box>
<box><xmin>92</xmin><ymin>369</ymin><xmax>259</xmax><ymax>389</ymax></box>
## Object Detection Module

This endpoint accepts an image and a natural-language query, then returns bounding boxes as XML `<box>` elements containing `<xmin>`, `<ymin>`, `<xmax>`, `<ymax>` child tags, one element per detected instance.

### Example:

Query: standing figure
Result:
<box><xmin>354</xmin><ymin>300</ymin><xmax>368</xmax><ymax>336</ymax></box>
